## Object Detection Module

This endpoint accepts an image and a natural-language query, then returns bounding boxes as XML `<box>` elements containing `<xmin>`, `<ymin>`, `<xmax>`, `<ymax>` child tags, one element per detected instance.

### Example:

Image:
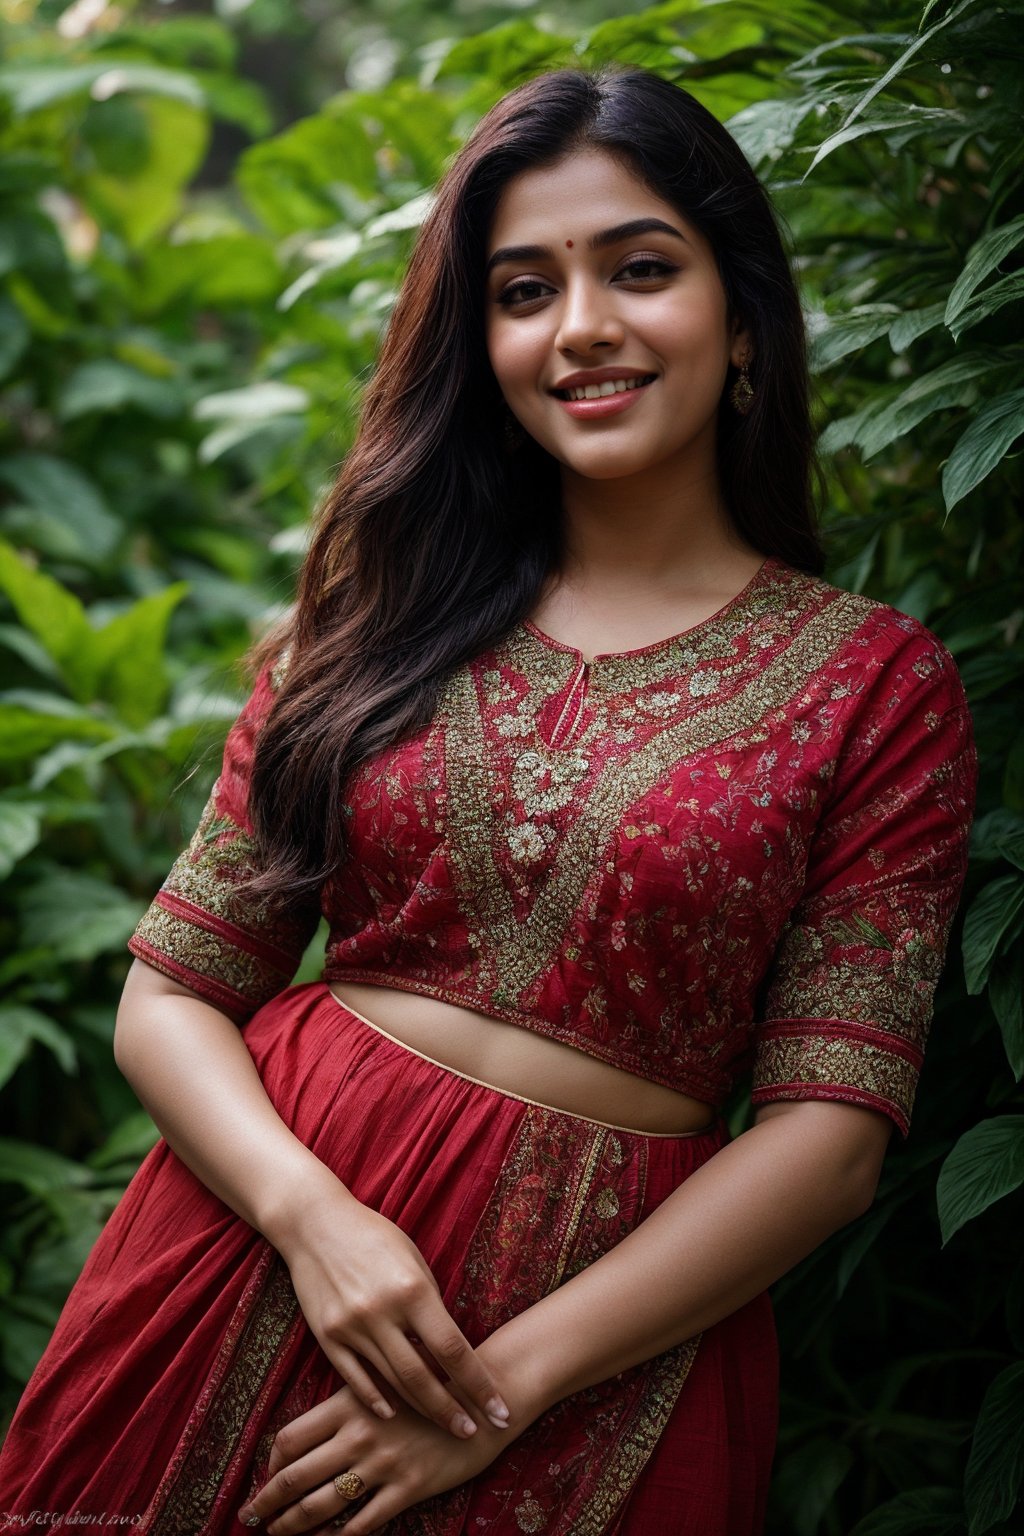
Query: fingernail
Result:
<box><xmin>454</xmin><ymin>1411</ymin><xmax>477</xmax><ymax>1436</ymax></box>
<box><xmin>374</xmin><ymin>1400</ymin><xmax>395</xmax><ymax>1419</ymax></box>
<box><xmin>237</xmin><ymin>1511</ymin><xmax>259</xmax><ymax>1527</ymax></box>
<box><xmin>486</xmin><ymin>1396</ymin><xmax>510</xmax><ymax>1427</ymax></box>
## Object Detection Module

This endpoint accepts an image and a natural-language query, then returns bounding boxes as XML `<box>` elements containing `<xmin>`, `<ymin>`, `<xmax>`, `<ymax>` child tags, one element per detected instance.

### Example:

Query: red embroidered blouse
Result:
<box><xmin>128</xmin><ymin>557</ymin><xmax>977</xmax><ymax>1138</ymax></box>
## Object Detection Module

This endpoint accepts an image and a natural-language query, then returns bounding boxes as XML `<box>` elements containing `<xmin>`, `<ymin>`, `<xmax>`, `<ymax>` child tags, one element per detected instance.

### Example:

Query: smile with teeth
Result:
<box><xmin>555</xmin><ymin>374</ymin><xmax>657</xmax><ymax>400</ymax></box>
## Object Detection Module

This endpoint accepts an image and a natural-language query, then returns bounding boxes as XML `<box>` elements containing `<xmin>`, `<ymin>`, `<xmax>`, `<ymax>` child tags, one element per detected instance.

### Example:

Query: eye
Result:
<box><xmin>615</xmin><ymin>255</ymin><xmax>678</xmax><ymax>283</ymax></box>
<box><xmin>495</xmin><ymin>277</ymin><xmax>553</xmax><ymax>309</ymax></box>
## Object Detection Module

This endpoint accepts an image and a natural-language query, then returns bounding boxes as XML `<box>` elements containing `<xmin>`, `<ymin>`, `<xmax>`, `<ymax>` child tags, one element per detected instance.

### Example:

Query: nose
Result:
<box><xmin>555</xmin><ymin>275</ymin><xmax>625</xmax><ymax>356</ymax></box>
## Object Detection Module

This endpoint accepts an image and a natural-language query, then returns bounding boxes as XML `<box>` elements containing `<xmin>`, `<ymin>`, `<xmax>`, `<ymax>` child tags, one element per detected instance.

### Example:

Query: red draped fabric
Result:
<box><xmin>0</xmin><ymin>989</ymin><xmax>777</xmax><ymax>1533</ymax></box>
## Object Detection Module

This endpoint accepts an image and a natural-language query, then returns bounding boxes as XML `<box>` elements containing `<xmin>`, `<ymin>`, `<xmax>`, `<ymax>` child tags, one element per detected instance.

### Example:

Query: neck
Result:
<box><xmin>554</xmin><ymin>455</ymin><xmax>755</xmax><ymax>598</ymax></box>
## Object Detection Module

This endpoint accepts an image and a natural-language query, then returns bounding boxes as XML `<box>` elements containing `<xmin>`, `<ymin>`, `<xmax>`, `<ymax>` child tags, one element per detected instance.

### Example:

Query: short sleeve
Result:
<box><xmin>127</xmin><ymin>652</ymin><xmax>322</xmax><ymax>1022</ymax></box>
<box><xmin>751</xmin><ymin>623</ymin><xmax>977</xmax><ymax>1138</ymax></box>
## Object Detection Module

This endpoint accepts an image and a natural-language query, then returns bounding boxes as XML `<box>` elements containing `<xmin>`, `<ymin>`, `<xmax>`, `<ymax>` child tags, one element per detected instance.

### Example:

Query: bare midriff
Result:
<box><xmin>327</xmin><ymin>980</ymin><xmax>717</xmax><ymax>1137</ymax></box>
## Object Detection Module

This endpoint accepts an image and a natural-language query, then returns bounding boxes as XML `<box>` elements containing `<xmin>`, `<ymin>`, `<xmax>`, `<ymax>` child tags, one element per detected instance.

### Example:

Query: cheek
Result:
<box><xmin>486</xmin><ymin>322</ymin><xmax>547</xmax><ymax>398</ymax></box>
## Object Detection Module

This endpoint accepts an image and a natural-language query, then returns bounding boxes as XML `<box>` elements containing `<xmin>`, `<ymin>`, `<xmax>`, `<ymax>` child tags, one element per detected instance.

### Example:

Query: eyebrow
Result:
<box><xmin>484</xmin><ymin>217</ymin><xmax>690</xmax><ymax>278</ymax></box>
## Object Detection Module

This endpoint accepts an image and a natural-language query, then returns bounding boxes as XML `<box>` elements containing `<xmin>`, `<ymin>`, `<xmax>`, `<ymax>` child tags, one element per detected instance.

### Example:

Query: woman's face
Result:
<box><xmin>484</xmin><ymin>148</ymin><xmax>749</xmax><ymax>486</ymax></box>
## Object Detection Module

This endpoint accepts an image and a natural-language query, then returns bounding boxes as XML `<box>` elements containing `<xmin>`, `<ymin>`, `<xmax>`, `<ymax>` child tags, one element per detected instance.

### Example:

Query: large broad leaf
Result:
<box><xmin>969</xmin><ymin>809</ymin><xmax>1024</xmax><ymax>869</ymax></box>
<box><xmin>0</xmin><ymin>60</ymin><xmax>205</xmax><ymax>116</ymax></box>
<box><xmin>88</xmin><ymin>1112</ymin><xmax>160</xmax><ymax>1171</ymax></box>
<box><xmin>988</xmin><ymin>948</ymin><xmax>1024</xmax><ymax>1081</ymax></box>
<box><xmin>86</xmin><ymin>95</ymin><xmax>210</xmax><ymax>248</ymax></box>
<box><xmin>0</xmin><ymin>1137</ymin><xmax>92</xmax><ymax>1195</ymax></box>
<box><xmin>0</xmin><ymin>1005</ymin><xmax>77</xmax><ymax>1089</ymax></box>
<box><xmin>19</xmin><ymin>870</ymin><xmax>147</xmax><ymax>963</ymax></box>
<box><xmin>0</xmin><ymin>454</ymin><xmax>120</xmax><ymax>565</ymax></box>
<box><xmin>89</xmin><ymin>582</ymin><xmax>189</xmax><ymax>727</ymax></box>
<box><xmin>0</xmin><ymin>706</ymin><xmax>114</xmax><ymax>763</ymax></box>
<box><xmin>964</xmin><ymin>1361</ymin><xmax>1024</xmax><ymax>1535</ymax></box>
<box><xmin>0</xmin><ymin>801</ymin><xmax>41</xmax><ymax>880</ymax></box>
<box><xmin>849</xmin><ymin>1486</ymin><xmax>964</xmax><ymax>1535</ymax></box>
<box><xmin>936</xmin><ymin>1116</ymin><xmax>1024</xmax><ymax>1245</ymax></box>
<box><xmin>962</xmin><ymin>875</ymin><xmax>1024</xmax><ymax>993</ymax></box>
<box><xmin>945</xmin><ymin>214</ymin><xmax>1024</xmax><ymax>327</ymax></box>
<box><xmin>238</xmin><ymin>113</ymin><xmax>380</xmax><ymax>235</ymax></box>
<box><xmin>0</xmin><ymin>538</ymin><xmax>96</xmax><ymax>699</ymax></box>
<box><xmin>943</xmin><ymin>390</ymin><xmax>1024</xmax><ymax>511</ymax></box>
<box><xmin>55</xmin><ymin>359</ymin><xmax>183</xmax><ymax>421</ymax></box>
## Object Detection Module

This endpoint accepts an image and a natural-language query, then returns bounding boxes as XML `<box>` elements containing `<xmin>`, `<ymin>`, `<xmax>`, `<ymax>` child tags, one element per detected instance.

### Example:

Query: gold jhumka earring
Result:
<box><xmin>729</xmin><ymin>357</ymin><xmax>755</xmax><ymax>416</ymax></box>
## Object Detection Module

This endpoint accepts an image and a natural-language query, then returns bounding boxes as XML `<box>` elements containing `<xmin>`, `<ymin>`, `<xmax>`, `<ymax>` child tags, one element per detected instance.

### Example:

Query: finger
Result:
<box><xmin>408</xmin><ymin>1305</ymin><xmax>511</xmax><ymax>1429</ymax></box>
<box><xmin>265</xmin><ymin>1396</ymin><xmax>357</xmax><ymax>1480</ymax></box>
<box><xmin>242</xmin><ymin>1453</ymin><xmax>337</xmax><ymax>1534</ymax></box>
<box><xmin>320</xmin><ymin>1343</ymin><xmax>396</xmax><ymax>1423</ymax></box>
<box><xmin>338</xmin><ymin>1485</ymin><xmax>411</xmax><ymax>1536</ymax></box>
<box><xmin>371</xmin><ymin>1326</ymin><xmax>481</xmax><ymax>1439</ymax></box>
<box><xmin>263</xmin><ymin>1472</ymin><xmax>348</xmax><ymax>1536</ymax></box>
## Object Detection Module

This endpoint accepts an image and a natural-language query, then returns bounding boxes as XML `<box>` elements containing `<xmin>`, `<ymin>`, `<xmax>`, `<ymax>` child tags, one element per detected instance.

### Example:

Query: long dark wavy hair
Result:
<box><xmin>244</xmin><ymin>64</ymin><xmax>824</xmax><ymax>904</ymax></box>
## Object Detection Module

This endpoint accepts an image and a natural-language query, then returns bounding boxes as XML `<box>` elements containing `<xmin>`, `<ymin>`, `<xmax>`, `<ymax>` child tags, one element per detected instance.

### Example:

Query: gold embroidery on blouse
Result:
<box><xmin>439</xmin><ymin>587</ymin><xmax>872</xmax><ymax>1007</ymax></box>
<box><xmin>752</xmin><ymin>1032</ymin><xmax>919</xmax><ymax>1128</ymax></box>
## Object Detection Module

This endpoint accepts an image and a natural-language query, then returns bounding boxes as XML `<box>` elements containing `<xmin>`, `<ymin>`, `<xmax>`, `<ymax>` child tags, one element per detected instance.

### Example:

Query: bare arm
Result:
<box><xmin>471</xmin><ymin>1100</ymin><xmax>892</xmax><ymax>1425</ymax></box>
<box><xmin>113</xmin><ymin>959</ymin><xmax>511</xmax><ymax>1437</ymax></box>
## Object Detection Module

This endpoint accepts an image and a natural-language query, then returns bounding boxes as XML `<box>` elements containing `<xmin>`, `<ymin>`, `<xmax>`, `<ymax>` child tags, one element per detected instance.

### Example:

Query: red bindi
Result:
<box><xmin>565</xmin><ymin>239</ymin><xmax>574</xmax><ymax>248</ymax></box>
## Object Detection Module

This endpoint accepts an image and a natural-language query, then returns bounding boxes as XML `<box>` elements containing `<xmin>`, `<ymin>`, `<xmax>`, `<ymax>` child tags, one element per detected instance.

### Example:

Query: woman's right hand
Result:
<box><xmin>273</xmin><ymin>1177</ymin><xmax>512</xmax><ymax>1440</ymax></box>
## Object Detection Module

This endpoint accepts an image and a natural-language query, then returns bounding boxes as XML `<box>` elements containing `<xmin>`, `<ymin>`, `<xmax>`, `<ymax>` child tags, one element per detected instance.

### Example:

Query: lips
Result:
<box><xmin>554</xmin><ymin>376</ymin><xmax>657</xmax><ymax>420</ymax></box>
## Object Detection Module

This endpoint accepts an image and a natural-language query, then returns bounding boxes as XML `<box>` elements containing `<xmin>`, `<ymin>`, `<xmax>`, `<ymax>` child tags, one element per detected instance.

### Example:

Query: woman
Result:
<box><xmin>0</xmin><ymin>65</ymin><xmax>976</xmax><ymax>1536</ymax></box>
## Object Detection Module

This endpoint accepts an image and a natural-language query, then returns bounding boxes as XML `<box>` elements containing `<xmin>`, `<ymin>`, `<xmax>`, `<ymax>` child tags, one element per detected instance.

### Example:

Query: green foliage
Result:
<box><xmin>0</xmin><ymin>0</ymin><xmax>1021</xmax><ymax>1528</ymax></box>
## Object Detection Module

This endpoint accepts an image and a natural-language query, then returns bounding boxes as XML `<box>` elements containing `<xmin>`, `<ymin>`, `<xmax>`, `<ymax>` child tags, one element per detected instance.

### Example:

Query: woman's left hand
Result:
<box><xmin>236</xmin><ymin>1383</ymin><xmax>512</xmax><ymax>1535</ymax></box>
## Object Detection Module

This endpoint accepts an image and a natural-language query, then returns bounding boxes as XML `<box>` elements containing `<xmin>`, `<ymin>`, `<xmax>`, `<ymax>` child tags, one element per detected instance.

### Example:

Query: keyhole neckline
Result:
<box><xmin>520</xmin><ymin>556</ymin><xmax>777</xmax><ymax>666</ymax></box>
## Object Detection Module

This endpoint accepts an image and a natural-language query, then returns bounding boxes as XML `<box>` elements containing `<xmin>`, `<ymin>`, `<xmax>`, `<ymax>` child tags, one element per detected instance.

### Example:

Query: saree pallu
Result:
<box><xmin>0</xmin><ymin>983</ymin><xmax>778</xmax><ymax>1534</ymax></box>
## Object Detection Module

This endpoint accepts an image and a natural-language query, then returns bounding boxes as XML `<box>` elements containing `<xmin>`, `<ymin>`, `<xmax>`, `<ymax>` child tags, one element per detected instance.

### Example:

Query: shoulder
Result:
<box><xmin>770</xmin><ymin>561</ymin><xmax>968</xmax><ymax>707</ymax></box>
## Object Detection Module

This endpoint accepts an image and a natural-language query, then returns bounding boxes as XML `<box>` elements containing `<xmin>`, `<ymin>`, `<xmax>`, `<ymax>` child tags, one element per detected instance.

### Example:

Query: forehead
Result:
<box><xmin>486</xmin><ymin>148</ymin><xmax>688</xmax><ymax>247</ymax></box>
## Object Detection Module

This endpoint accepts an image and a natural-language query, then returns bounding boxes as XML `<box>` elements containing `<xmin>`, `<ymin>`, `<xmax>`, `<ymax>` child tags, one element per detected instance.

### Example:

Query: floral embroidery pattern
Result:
<box><xmin>129</xmin><ymin>559</ymin><xmax>977</xmax><ymax>1137</ymax></box>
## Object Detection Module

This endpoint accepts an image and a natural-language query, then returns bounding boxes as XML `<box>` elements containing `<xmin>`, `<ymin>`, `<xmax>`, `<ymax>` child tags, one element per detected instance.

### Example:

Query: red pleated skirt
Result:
<box><xmin>0</xmin><ymin>983</ymin><xmax>778</xmax><ymax>1534</ymax></box>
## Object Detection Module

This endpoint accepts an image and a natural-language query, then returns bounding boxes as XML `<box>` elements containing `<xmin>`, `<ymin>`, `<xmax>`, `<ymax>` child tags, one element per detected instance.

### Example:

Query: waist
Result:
<box><xmin>326</xmin><ymin>979</ymin><xmax>717</xmax><ymax>1137</ymax></box>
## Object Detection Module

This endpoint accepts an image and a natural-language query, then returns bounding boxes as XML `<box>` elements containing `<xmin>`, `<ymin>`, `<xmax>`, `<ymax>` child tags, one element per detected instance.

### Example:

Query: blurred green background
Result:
<box><xmin>0</xmin><ymin>0</ymin><xmax>1022</xmax><ymax>1530</ymax></box>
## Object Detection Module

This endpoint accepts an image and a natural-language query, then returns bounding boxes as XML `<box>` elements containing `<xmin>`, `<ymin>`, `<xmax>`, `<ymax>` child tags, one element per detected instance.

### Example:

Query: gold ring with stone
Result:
<box><xmin>334</xmin><ymin>1470</ymin><xmax>367</xmax><ymax>1500</ymax></box>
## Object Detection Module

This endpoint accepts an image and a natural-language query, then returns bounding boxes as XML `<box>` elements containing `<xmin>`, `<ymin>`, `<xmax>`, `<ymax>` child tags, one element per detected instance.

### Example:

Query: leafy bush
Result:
<box><xmin>0</xmin><ymin>0</ymin><xmax>1020</xmax><ymax>1529</ymax></box>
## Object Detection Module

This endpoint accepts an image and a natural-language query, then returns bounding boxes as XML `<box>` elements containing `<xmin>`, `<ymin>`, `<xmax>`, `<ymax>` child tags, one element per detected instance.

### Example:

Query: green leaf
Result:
<box><xmin>849</xmin><ymin>1486</ymin><xmax>964</xmax><ymax>1535</ymax></box>
<box><xmin>824</xmin><ymin>355</ymin><xmax>993</xmax><ymax>461</ymax></box>
<box><xmin>0</xmin><ymin>538</ymin><xmax>96</xmax><ymax>699</ymax></box>
<box><xmin>937</xmin><ymin>1116</ymin><xmax>1024</xmax><ymax>1245</ymax></box>
<box><xmin>0</xmin><ymin>706</ymin><xmax>114</xmax><ymax>763</ymax></box>
<box><xmin>804</xmin><ymin>0</ymin><xmax>980</xmax><ymax>176</ymax></box>
<box><xmin>0</xmin><ymin>801</ymin><xmax>42</xmax><ymax>879</ymax></box>
<box><xmin>20</xmin><ymin>871</ymin><xmax>146</xmax><ymax>963</ymax></box>
<box><xmin>962</xmin><ymin>874</ymin><xmax>1024</xmax><ymax>993</ymax></box>
<box><xmin>946</xmin><ymin>214</ymin><xmax>1024</xmax><ymax>327</ymax></box>
<box><xmin>90</xmin><ymin>583</ymin><xmax>189</xmax><ymax>727</ymax></box>
<box><xmin>772</xmin><ymin>1437</ymin><xmax>855</xmax><ymax>1536</ymax></box>
<box><xmin>238</xmin><ymin>113</ymin><xmax>379</xmax><ymax>235</ymax></box>
<box><xmin>810</xmin><ymin>304</ymin><xmax>902</xmax><ymax>370</ymax></box>
<box><xmin>87</xmin><ymin>95</ymin><xmax>210</xmax><ymax>248</ymax></box>
<box><xmin>970</xmin><ymin>810</ymin><xmax>1024</xmax><ymax>868</ymax></box>
<box><xmin>943</xmin><ymin>390</ymin><xmax>1024</xmax><ymax>511</ymax></box>
<box><xmin>0</xmin><ymin>61</ymin><xmax>206</xmax><ymax>116</ymax></box>
<box><xmin>889</xmin><ymin>303</ymin><xmax>947</xmax><ymax>353</ymax></box>
<box><xmin>988</xmin><ymin>948</ymin><xmax>1024</xmax><ymax>1081</ymax></box>
<box><xmin>88</xmin><ymin>1112</ymin><xmax>159</xmax><ymax>1171</ymax></box>
<box><xmin>948</xmin><ymin>272</ymin><xmax>1024</xmax><ymax>342</ymax></box>
<box><xmin>0</xmin><ymin>1006</ymin><xmax>77</xmax><ymax>1089</ymax></box>
<box><xmin>0</xmin><ymin>1137</ymin><xmax>92</xmax><ymax>1195</ymax></box>
<box><xmin>0</xmin><ymin>454</ymin><xmax>121</xmax><ymax>565</ymax></box>
<box><xmin>964</xmin><ymin>1361</ymin><xmax>1024</xmax><ymax>1534</ymax></box>
<box><xmin>55</xmin><ymin>360</ymin><xmax>183</xmax><ymax>422</ymax></box>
